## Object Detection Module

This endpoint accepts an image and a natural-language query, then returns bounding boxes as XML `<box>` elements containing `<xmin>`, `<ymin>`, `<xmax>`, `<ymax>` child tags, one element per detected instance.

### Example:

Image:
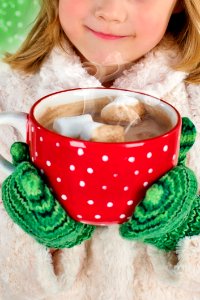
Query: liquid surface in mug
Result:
<box><xmin>37</xmin><ymin>96</ymin><xmax>173</xmax><ymax>142</ymax></box>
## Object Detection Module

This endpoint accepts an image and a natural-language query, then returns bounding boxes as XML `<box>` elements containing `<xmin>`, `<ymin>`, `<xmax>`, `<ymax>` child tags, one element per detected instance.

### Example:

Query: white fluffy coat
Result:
<box><xmin>0</xmin><ymin>37</ymin><xmax>200</xmax><ymax>300</ymax></box>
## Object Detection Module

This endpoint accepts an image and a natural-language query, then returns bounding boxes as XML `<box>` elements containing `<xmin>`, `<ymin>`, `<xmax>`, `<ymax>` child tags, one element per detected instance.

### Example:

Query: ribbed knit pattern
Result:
<box><xmin>178</xmin><ymin>117</ymin><xmax>197</xmax><ymax>164</ymax></box>
<box><xmin>2</xmin><ymin>144</ymin><xmax>95</xmax><ymax>248</ymax></box>
<box><xmin>143</xmin><ymin>195</ymin><xmax>200</xmax><ymax>251</ymax></box>
<box><xmin>120</xmin><ymin>117</ymin><xmax>199</xmax><ymax>251</ymax></box>
<box><xmin>119</xmin><ymin>166</ymin><xmax>198</xmax><ymax>250</ymax></box>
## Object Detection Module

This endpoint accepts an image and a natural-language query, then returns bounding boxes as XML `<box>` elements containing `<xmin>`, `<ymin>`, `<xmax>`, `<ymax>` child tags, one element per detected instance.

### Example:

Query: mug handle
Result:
<box><xmin>0</xmin><ymin>112</ymin><xmax>28</xmax><ymax>175</ymax></box>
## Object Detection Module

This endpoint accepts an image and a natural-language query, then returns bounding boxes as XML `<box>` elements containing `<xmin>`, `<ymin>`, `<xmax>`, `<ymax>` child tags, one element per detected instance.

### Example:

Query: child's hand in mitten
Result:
<box><xmin>2</xmin><ymin>142</ymin><xmax>95</xmax><ymax>248</ymax></box>
<box><xmin>119</xmin><ymin>117</ymin><xmax>199</xmax><ymax>251</ymax></box>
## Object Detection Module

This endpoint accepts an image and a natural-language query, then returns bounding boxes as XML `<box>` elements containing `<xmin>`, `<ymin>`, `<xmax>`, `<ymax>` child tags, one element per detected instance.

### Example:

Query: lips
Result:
<box><xmin>86</xmin><ymin>27</ymin><xmax>127</xmax><ymax>40</ymax></box>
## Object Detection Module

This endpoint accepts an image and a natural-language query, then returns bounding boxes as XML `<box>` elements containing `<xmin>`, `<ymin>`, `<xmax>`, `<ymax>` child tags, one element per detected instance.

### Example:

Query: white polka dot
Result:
<box><xmin>127</xmin><ymin>200</ymin><xmax>134</xmax><ymax>206</ymax></box>
<box><xmin>102</xmin><ymin>155</ymin><xmax>109</xmax><ymax>161</ymax></box>
<box><xmin>95</xmin><ymin>215</ymin><xmax>101</xmax><ymax>219</ymax></box>
<box><xmin>102</xmin><ymin>186</ymin><xmax>107</xmax><ymax>190</ymax></box>
<box><xmin>69</xmin><ymin>165</ymin><xmax>75</xmax><ymax>171</ymax></box>
<box><xmin>147</xmin><ymin>152</ymin><xmax>152</xmax><ymax>158</ymax></box>
<box><xmin>40</xmin><ymin>137</ymin><xmax>43</xmax><ymax>142</ymax></box>
<box><xmin>46</xmin><ymin>161</ymin><xmax>51</xmax><ymax>166</ymax></box>
<box><xmin>148</xmin><ymin>168</ymin><xmax>153</xmax><ymax>173</ymax></box>
<box><xmin>61</xmin><ymin>195</ymin><xmax>67</xmax><ymax>200</ymax></box>
<box><xmin>35</xmin><ymin>152</ymin><xmax>38</xmax><ymax>157</ymax></box>
<box><xmin>80</xmin><ymin>181</ymin><xmax>85</xmax><ymax>187</ymax></box>
<box><xmin>78</xmin><ymin>148</ymin><xmax>84</xmax><ymax>156</ymax></box>
<box><xmin>37</xmin><ymin>126</ymin><xmax>41</xmax><ymax>130</ymax></box>
<box><xmin>128</xmin><ymin>157</ymin><xmax>135</xmax><ymax>163</ymax></box>
<box><xmin>87</xmin><ymin>200</ymin><xmax>94</xmax><ymax>205</ymax></box>
<box><xmin>163</xmin><ymin>145</ymin><xmax>168</xmax><ymax>152</ymax></box>
<box><xmin>173</xmin><ymin>154</ymin><xmax>176</xmax><ymax>160</ymax></box>
<box><xmin>56</xmin><ymin>142</ymin><xmax>60</xmax><ymax>147</ymax></box>
<box><xmin>143</xmin><ymin>181</ymin><xmax>148</xmax><ymax>187</ymax></box>
<box><xmin>124</xmin><ymin>186</ymin><xmax>129</xmax><ymax>191</ymax></box>
<box><xmin>57</xmin><ymin>177</ymin><xmax>61</xmax><ymax>182</ymax></box>
<box><xmin>31</xmin><ymin>126</ymin><xmax>34</xmax><ymax>132</ymax></box>
<box><xmin>113</xmin><ymin>174</ymin><xmax>118</xmax><ymax>177</ymax></box>
<box><xmin>77</xmin><ymin>214</ymin><xmax>82</xmax><ymax>219</ymax></box>
<box><xmin>87</xmin><ymin>168</ymin><xmax>94</xmax><ymax>174</ymax></box>
<box><xmin>107</xmin><ymin>202</ymin><xmax>113</xmax><ymax>207</ymax></box>
<box><xmin>134</xmin><ymin>170</ymin><xmax>139</xmax><ymax>175</ymax></box>
<box><xmin>120</xmin><ymin>214</ymin><xmax>126</xmax><ymax>219</ymax></box>
<box><xmin>32</xmin><ymin>157</ymin><xmax>34</xmax><ymax>162</ymax></box>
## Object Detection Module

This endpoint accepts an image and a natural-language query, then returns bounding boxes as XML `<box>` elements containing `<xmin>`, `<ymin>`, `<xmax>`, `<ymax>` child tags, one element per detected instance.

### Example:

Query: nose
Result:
<box><xmin>94</xmin><ymin>0</ymin><xmax>127</xmax><ymax>23</ymax></box>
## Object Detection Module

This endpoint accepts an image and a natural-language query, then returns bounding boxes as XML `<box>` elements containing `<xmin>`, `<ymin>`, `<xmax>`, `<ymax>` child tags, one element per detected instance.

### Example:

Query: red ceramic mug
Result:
<box><xmin>0</xmin><ymin>88</ymin><xmax>181</xmax><ymax>225</ymax></box>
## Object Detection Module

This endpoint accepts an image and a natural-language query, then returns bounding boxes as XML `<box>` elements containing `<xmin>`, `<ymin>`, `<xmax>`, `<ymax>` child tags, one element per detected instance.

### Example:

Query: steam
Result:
<box><xmin>81</xmin><ymin>51</ymin><xmax>129</xmax><ymax>84</ymax></box>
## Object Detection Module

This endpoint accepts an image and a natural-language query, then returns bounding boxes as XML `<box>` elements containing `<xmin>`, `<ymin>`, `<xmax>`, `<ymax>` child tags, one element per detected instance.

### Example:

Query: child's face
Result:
<box><xmin>59</xmin><ymin>0</ymin><xmax>178</xmax><ymax>67</ymax></box>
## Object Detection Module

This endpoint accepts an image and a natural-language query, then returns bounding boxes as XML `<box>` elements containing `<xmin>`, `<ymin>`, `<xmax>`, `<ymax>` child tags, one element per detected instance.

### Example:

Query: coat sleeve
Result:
<box><xmin>0</xmin><ymin>203</ymin><xmax>87</xmax><ymax>299</ymax></box>
<box><xmin>0</xmin><ymin>65</ymin><xmax>87</xmax><ymax>299</ymax></box>
<box><xmin>146</xmin><ymin>236</ymin><xmax>200</xmax><ymax>292</ymax></box>
<box><xmin>146</xmin><ymin>83</ymin><xmax>200</xmax><ymax>292</ymax></box>
<box><xmin>184</xmin><ymin>83</ymin><xmax>200</xmax><ymax>188</ymax></box>
<box><xmin>0</xmin><ymin>64</ymin><xmax>22</xmax><ymax>184</ymax></box>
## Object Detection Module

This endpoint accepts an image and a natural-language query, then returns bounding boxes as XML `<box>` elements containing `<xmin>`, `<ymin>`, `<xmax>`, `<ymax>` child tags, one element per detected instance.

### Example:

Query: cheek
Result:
<box><xmin>59</xmin><ymin>0</ymin><xmax>84</xmax><ymax>16</ymax></box>
<box><xmin>59</xmin><ymin>0</ymin><xmax>86</xmax><ymax>29</ymax></box>
<box><xmin>136</xmin><ymin>15</ymin><xmax>170</xmax><ymax>43</ymax></box>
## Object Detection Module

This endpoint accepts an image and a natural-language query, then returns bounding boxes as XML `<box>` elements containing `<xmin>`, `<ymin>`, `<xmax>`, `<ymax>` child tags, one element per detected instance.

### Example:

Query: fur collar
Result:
<box><xmin>38</xmin><ymin>35</ymin><xmax>187</xmax><ymax>98</ymax></box>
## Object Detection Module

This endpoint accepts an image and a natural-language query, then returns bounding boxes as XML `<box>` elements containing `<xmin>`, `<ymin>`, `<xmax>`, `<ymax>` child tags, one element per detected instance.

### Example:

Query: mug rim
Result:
<box><xmin>29</xmin><ymin>87</ymin><xmax>182</xmax><ymax>146</ymax></box>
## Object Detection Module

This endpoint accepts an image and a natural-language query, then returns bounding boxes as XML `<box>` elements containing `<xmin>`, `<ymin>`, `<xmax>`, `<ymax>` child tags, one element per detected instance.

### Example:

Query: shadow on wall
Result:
<box><xmin>0</xmin><ymin>0</ymin><xmax>40</xmax><ymax>57</ymax></box>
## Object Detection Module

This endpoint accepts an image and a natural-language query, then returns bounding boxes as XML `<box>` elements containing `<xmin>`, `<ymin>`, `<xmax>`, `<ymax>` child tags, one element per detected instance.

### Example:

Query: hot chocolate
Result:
<box><xmin>37</xmin><ymin>95</ymin><xmax>173</xmax><ymax>142</ymax></box>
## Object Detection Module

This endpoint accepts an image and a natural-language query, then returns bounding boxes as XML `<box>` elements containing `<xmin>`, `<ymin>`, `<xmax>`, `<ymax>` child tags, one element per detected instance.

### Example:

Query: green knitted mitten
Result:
<box><xmin>2</xmin><ymin>143</ymin><xmax>96</xmax><ymax>248</ymax></box>
<box><xmin>119</xmin><ymin>117</ymin><xmax>199</xmax><ymax>251</ymax></box>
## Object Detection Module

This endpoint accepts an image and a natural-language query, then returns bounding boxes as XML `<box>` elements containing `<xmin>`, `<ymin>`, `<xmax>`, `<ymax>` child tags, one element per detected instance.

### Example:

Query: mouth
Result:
<box><xmin>86</xmin><ymin>27</ymin><xmax>128</xmax><ymax>40</ymax></box>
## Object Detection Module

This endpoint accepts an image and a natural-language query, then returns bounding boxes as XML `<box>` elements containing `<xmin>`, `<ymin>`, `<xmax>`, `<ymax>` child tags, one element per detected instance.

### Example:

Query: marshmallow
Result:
<box><xmin>53</xmin><ymin>114</ymin><xmax>125</xmax><ymax>142</ymax></box>
<box><xmin>101</xmin><ymin>95</ymin><xmax>145</xmax><ymax>125</ymax></box>
<box><xmin>53</xmin><ymin>114</ymin><xmax>93</xmax><ymax>138</ymax></box>
<box><xmin>80</xmin><ymin>122</ymin><xmax>125</xmax><ymax>143</ymax></box>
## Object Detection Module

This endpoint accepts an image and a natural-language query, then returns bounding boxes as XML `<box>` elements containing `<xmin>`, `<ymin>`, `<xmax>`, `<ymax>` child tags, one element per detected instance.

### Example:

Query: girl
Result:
<box><xmin>0</xmin><ymin>0</ymin><xmax>200</xmax><ymax>299</ymax></box>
